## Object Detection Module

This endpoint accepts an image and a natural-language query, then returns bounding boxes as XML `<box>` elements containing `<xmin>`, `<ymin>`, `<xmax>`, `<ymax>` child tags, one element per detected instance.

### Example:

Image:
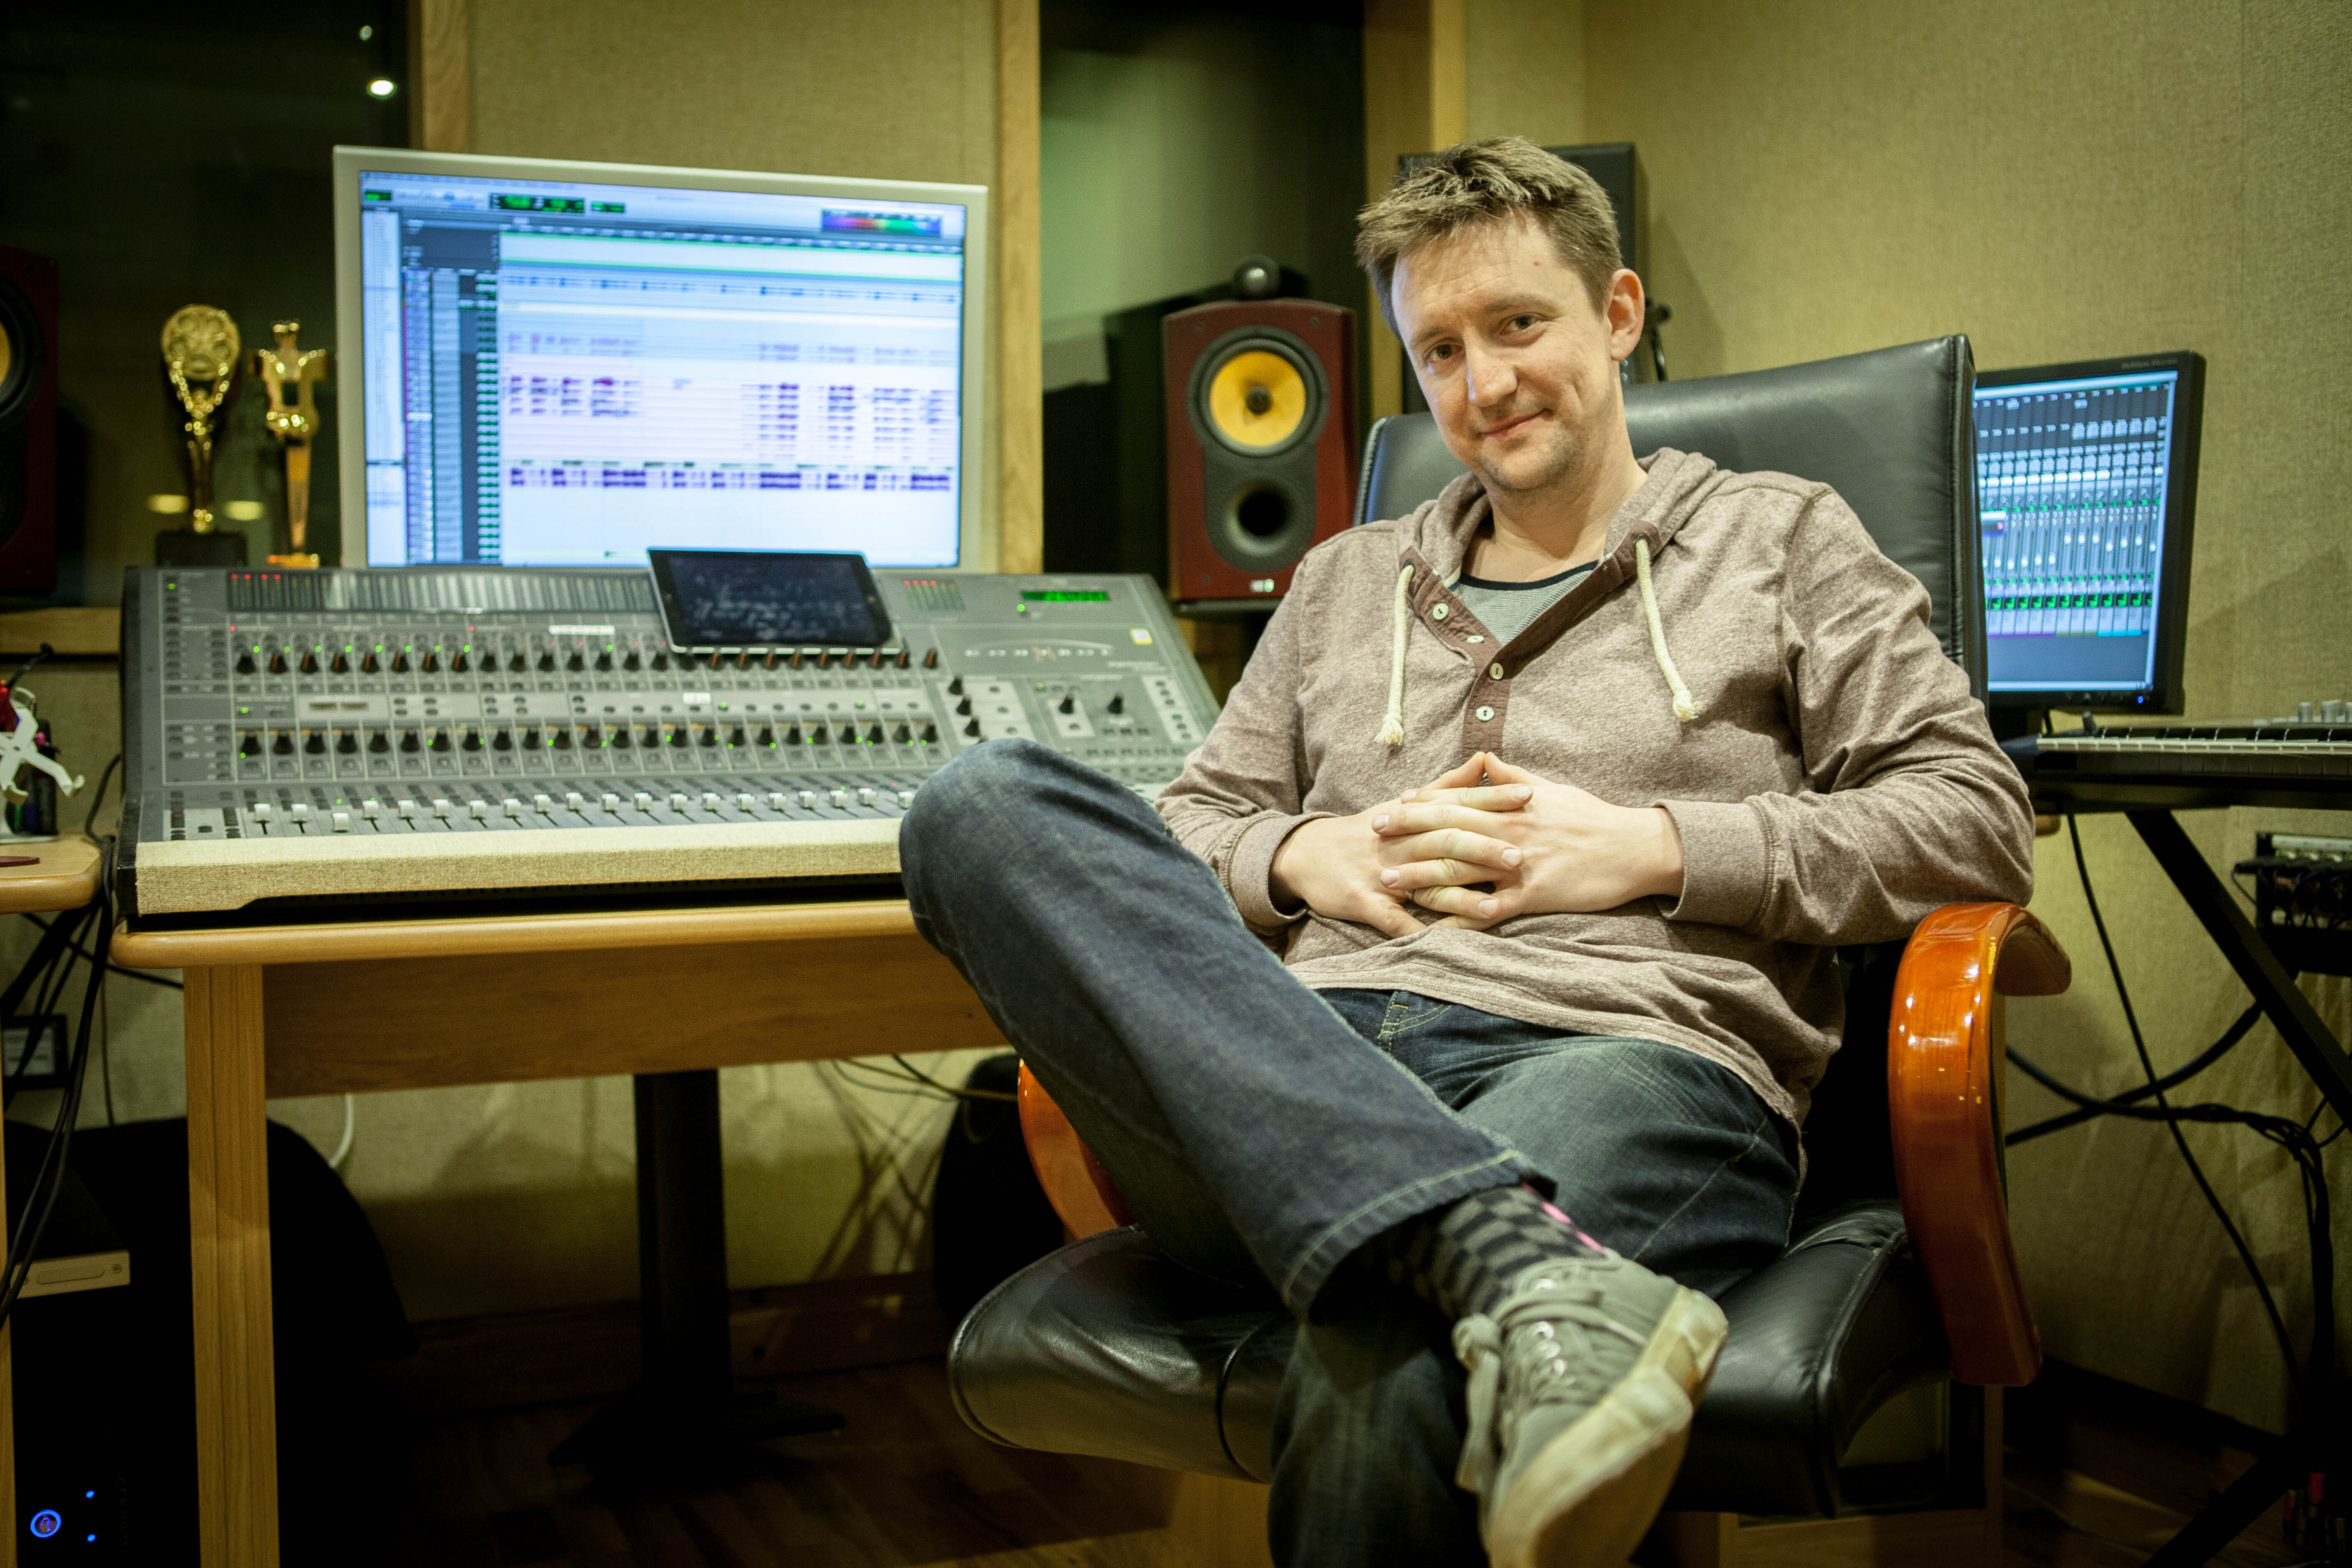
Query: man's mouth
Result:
<box><xmin>1478</xmin><ymin>410</ymin><xmax>1543</xmax><ymax>440</ymax></box>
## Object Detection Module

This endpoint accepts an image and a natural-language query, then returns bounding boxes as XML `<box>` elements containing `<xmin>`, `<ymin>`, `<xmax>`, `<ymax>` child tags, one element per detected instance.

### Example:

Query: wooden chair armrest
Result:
<box><xmin>1016</xmin><ymin>1063</ymin><xmax>1135</xmax><ymax>1238</ymax></box>
<box><xmin>1888</xmin><ymin>901</ymin><xmax>2071</xmax><ymax>1386</ymax></box>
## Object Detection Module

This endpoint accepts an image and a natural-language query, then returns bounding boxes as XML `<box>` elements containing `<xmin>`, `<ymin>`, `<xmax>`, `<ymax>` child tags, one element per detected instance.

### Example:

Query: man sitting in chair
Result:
<box><xmin>902</xmin><ymin>137</ymin><xmax>2033</xmax><ymax>1568</ymax></box>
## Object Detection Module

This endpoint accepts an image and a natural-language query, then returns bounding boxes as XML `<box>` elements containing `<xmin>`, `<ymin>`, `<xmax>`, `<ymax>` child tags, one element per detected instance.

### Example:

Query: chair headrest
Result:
<box><xmin>1352</xmin><ymin>338</ymin><xmax>1981</xmax><ymax>690</ymax></box>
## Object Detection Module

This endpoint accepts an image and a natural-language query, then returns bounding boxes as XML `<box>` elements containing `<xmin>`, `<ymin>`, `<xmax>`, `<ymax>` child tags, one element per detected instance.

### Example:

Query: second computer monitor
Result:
<box><xmin>1974</xmin><ymin>350</ymin><xmax>2205</xmax><ymax>714</ymax></box>
<box><xmin>332</xmin><ymin>147</ymin><xmax>988</xmax><ymax>571</ymax></box>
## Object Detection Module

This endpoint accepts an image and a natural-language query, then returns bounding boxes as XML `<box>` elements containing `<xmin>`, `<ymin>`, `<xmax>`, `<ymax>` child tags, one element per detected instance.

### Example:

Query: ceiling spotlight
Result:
<box><xmin>368</xmin><ymin>78</ymin><xmax>397</xmax><ymax>99</ymax></box>
<box><xmin>358</xmin><ymin>24</ymin><xmax>374</xmax><ymax>40</ymax></box>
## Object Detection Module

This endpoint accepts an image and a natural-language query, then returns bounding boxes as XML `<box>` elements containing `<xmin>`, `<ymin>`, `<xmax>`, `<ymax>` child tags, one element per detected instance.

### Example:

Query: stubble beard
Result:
<box><xmin>1473</xmin><ymin>416</ymin><xmax>1587</xmax><ymax>500</ymax></box>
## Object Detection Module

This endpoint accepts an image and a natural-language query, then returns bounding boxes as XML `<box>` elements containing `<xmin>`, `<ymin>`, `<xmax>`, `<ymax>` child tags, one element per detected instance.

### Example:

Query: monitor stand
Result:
<box><xmin>549</xmin><ymin>1070</ymin><xmax>844</xmax><ymax>1473</ymax></box>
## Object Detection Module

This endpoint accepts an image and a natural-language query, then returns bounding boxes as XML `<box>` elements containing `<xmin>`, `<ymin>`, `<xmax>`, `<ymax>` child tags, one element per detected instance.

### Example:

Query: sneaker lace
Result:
<box><xmin>1451</xmin><ymin>1278</ymin><xmax>1648</xmax><ymax>1496</ymax></box>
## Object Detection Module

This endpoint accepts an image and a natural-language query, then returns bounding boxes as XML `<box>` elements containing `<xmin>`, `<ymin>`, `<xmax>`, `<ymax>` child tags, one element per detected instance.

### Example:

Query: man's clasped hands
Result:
<box><xmin>1267</xmin><ymin>753</ymin><xmax>1687</xmax><ymax>939</ymax></box>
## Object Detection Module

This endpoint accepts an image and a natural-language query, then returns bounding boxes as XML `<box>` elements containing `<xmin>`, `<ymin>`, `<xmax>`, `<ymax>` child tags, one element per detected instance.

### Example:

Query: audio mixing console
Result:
<box><xmin>118</xmin><ymin>566</ymin><xmax>1220</xmax><ymax>921</ymax></box>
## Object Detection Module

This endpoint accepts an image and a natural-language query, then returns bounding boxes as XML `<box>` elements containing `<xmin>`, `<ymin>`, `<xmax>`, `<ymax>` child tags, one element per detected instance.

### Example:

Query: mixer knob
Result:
<box><xmin>830</xmin><ymin>789</ymin><xmax>850</xmax><ymax>809</ymax></box>
<box><xmin>756</xmin><ymin>725</ymin><xmax>775</xmax><ymax>746</ymax></box>
<box><xmin>451</xmin><ymin>651</ymin><xmax>470</xmax><ymax>673</ymax></box>
<box><xmin>963</xmin><ymin>719</ymin><xmax>981</xmax><ymax>738</ymax></box>
<box><xmin>361</xmin><ymin>799</ymin><xmax>381</xmax><ymax>819</ymax></box>
<box><xmin>567</xmin><ymin>651</ymin><xmax>585</xmax><ymax>672</ymax></box>
<box><xmin>642</xmin><ymin>725</ymin><xmax>663</xmax><ymax>748</ymax></box>
<box><xmin>299</xmin><ymin>650</ymin><xmax>320</xmax><ymax>674</ymax></box>
<box><xmin>469</xmin><ymin>800</ymin><xmax>489</xmax><ymax>820</ymax></box>
<box><xmin>290</xmin><ymin>803</ymin><xmax>310</xmax><ymax>822</ymax></box>
<box><xmin>361</xmin><ymin>651</ymin><xmax>380</xmax><ymax>673</ymax></box>
<box><xmin>2297</xmin><ymin>701</ymin><xmax>2317</xmax><ymax>722</ymax></box>
<box><xmin>422</xmin><ymin>651</ymin><xmax>441</xmax><ymax>673</ymax></box>
<box><xmin>520</xmin><ymin>727</ymin><xmax>541</xmax><ymax>750</ymax></box>
<box><xmin>534</xmin><ymin>794</ymin><xmax>555</xmax><ymax>815</ymax></box>
<box><xmin>735</xmin><ymin>792</ymin><xmax>755</xmax><ymax>811</ymax></box>
<box><xmin>1107</xmin><ymin>694</ymin><xmax>1125</xmax><ymax>714</ymax></box>
<box><xmin>727</xmin><ymin>726</ymin><xmax>746</xmax><ymax>747</ymax></box>
<box><xmin>552</xmin><ymin>728</ymin><xmax>573</xmax><ymax>750</ymax></box>
<box><xmin>668</xmin><ymin>727</ymin><xmax>689</xmax><ymax>748</ymax></box>
<box><xmin>272</xmin><ymin>732</ymin><xmax>293</xmax><ymax>755</ymax></box>
<box><xmin>623</xmin><ymin>651</ymin><xmax>642</xmax><ymax>672</ymax></box>
<box><xmin>239</xmin><ymin>733</ymin><xmax>261</xmax><ymax>758</ymax></box>
<box><xmin>897</xmin><ymin>789</ymin><xmax>916</xmax><ymax>809</ymax></box>
<box><xmin>237</xmin><ymin>652</ymin><xmax>257</xmax><ymax>674</ymax></box>
<box><xmin>493</xmin><ymin>799</ymin><xmax>516</xmax><ymax>820</ymax></box>
<box><xmin>809</xmin><ymin>723</ymin><xmax>828</xmax><ymax>744</ymax></box>
<box><xmin>2324</xmin><ymin>700</ymin><xmax>2347</xmax><ymax>723</ymax></box>
<box><xmin>337</xmin><ymin>732</ymin><xmax>358</xmax><ymax>755</ymax></box>
<box><xmin>368</xmin><ymin>732</ymin><xmax>389</xmax><ymax>753</ymax></box>
<box><xmin>430</xmin><ymin>730</ymin><xmax>451</xmax><ymax>753</ymax></box>
<box><xmin>948</xmin><ymin>676</ymin><xmax>965</xmax><ymax>696</ymax></box>
<box><xmin>596</xmin><ymin>651</ymin><xmax>614</xmax><ymax>672</ymax></box>
<box><xmin>1057</xmin><ymin>694</ymin><xmax>1075</xmax><ymax>714</ymax></box>
<box><xmin>896</xmin><ymin>647</ymin><xmax>911</xmax><ymax>669</ymax></box>
<box><xmin>534</xmin><ymin>651</ymin><xmax>553</xmax><ymax>672</ymax></box>
<box><xmin>785</xmin><ymin>724</ymin><xmax>803</xmax><ymax>745</ymax></box>
<box><xmin>391</xmin><ymin>651</ymin><xmax>410</xmax><ymax>673</ymax></box>
<box><xmin>303</xmin><ymin>732</ymin><xmax>325</xmax><ymax>755</ymax></box>
<box><xmin>921</xmin><ymin>722</ymin><xmax>938</xmax><ymax>744</ymax></box>
<box><xmin>397</xmin><ymin>799</ymin><xmax>417</xmax><ymax>819</ymax></box>
<box><xmin>922</xmin><ymin>648</ymin><xmax>938</xmax><ymax>669</ymax></box>
<box><xmin>253</xmin><ymin>802</ymin><xmax>273</xmax><ymax>822</ymax></box>
<box><xmin>955</xmin><ymin>697</ymin><xmax>972</xmax><ymax>717</ymax></box>
<box><xmin>701</xmin><ymin>792</ymin><xmax>723</xmax><ymax>812</ymax></box>
<box><xmin>579</xmin><ymin>724</ymin><xmax>601</xmax><ymax>748</ymax></box>
<box><xmin>696</xmin><ymin>727</ymin><xmax>716</xmax><ymax>748</ymax></box>
<box><xmin>331</xmin><ymin>811</ymin><xmax>351</xmax><ymax>833</ymax></box>
<box><xmin>767</xmin><ymin>792</ymin><xmax>788</xmax><ymax>810</ymax></box>
<box><xmin>508</xmin><ymin>652</ymin><xmax>527</xmax><ymax>673</ymax></box>
<box><xmin>893</xmin><ymin>723</ymin><xmax>910</xmax><ymax>744</ymax></box>
<box><xmin>399</xmin><ymin>730</ymin><xmax>420</xmax><ymax>753</ymax></box>
<box><xmin>609</xmin><ymin>727</ymin><xmax>632</xmax><ymax>749</ymax></box>
<box><xmin>652</xmin><ymin>652</ymin><xmax>671</xmax><ymax>671</ymax></box>
<box><xmin>669</xmin><ymin>792</ymin><xmax>690</xmax><ymax>813</ymax></box>
<box><xmin>866</xmin><ymin>723</ymin><xmax>884</xmax><ymax>743</ymax></box>
<box><xmin>462</xmin><ymin>730</ymin><xmax>482</xmax><ymax>753</ymax></box>
<box><xmin>432</xmin><ymin>798</ymin><xmax>453</xmax><ymax>818</ymax></box>
<box><xmin>269</xmin><ymin>650</ymin><xmax>289</xmax><ymax>674</ymax></box>
<box><xmin>789</xmin><ymin>649</ymin><xmax>806</xmax><ymax>670</ymax></box>
<box><xmin>328</xmin><ymin>650</ymin><xmax>348</xmax><ymax>673</ymax></box>
<box><xmin>491</xmin><ymin>729</ymin><xmax>512</xmax><ymax>752</ymax></box>
<box><xmin>858</xmin><ymin>787</ymin><xmax>877</xmax><ymax>807</ymax></box>
<box><xmin>632</xmin><ymin>792</ymin><xmax>653</xmax><ymax>812</ymax></box>
<box><xmin>798</xmin><ymin>790</ymin><xmax>818</xmax><ymax>809</ymax></box>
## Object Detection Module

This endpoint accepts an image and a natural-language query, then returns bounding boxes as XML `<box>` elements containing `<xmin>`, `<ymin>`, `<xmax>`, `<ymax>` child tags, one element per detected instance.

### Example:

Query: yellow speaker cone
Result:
<box><xmin>1207</xmin><ymin>350</ymin><xmax>1308</xmax><ymax>450</ymax></box>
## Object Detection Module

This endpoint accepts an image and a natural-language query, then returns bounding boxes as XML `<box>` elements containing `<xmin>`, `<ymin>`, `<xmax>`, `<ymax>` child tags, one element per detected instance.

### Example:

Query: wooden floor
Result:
<box><xmin>321</xmin><ymin>1354</ymin><xmax>2314</xmax><ymax>1568</ymax></box>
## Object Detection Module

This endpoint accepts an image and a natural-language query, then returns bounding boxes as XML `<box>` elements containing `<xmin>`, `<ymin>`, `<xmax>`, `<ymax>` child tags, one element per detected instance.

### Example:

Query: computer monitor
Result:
<box><xmin>1973</xmin><ymin>351</ymin><xmax>2204</xmax><ymax>713</ymax></box>
<box><xmin>330</xmin><ymin>147</ymin><xmax>988</xmax><ymax>571</ymax></box>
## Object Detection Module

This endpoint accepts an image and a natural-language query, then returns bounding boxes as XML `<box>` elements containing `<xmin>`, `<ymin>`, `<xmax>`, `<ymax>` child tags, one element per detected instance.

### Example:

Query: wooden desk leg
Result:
<box><xmin>185</xmin><ymin>966</ymin><xmax>277</xmax><ymax>1568</ymax></box>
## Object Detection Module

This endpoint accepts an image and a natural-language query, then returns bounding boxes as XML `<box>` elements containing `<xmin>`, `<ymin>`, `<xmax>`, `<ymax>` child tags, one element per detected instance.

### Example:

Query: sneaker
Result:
<box><xmin>1451</xmin><ymin>1252</ymin><xmax>1729</xmax><ymax>1568</ymax></box>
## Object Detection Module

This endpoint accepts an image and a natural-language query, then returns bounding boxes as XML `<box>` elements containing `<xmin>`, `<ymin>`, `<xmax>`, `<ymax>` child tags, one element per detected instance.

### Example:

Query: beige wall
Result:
<box><xmin>1560</xmin><ymin>0</ymin><xmax>2349</xmax><ymax>1432</ymax></box>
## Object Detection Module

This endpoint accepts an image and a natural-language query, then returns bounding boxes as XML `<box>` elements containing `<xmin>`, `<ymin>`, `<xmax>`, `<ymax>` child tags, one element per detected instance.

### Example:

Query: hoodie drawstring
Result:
<box><xmin>1376</xmin><ymin>543</ymin><xmax>1696</xmax><ymax>746</ymax></box>
<box><xmin>1376</xmin><ymin>564</ymin><xmax>1413</xmax><ymax>746</ymax></box>
<box><xmin>1635</xmin><ymin>537</ymin><xmax>1697</xmax><ymax>723</ymax></box>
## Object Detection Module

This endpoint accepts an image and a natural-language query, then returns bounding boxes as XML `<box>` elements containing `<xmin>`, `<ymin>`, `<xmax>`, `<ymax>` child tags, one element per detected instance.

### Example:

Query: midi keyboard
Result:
<box><xmin>119</xmin><ymin>567</ymin><xmax>1220</xmax><ymax>922</ymax></box>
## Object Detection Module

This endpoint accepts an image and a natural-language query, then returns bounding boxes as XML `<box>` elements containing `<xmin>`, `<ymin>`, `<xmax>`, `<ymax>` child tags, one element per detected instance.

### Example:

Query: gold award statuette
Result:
<box><xmin>252</xmin><ymin>320</ymin><xmax>331</xmax><ymax>569</ymax></box>
<box><xmin>160</xmin><ymin>305</ymin><xmax>242</xmax><ymax>534</ymax></box>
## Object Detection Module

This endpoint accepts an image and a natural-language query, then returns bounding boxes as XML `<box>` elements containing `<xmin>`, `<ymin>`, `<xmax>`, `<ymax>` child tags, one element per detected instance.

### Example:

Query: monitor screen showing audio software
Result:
<box><xmin>334</xmin><ymin>148</ymin><xmax>987</xmax><ymax>571</ymax></box>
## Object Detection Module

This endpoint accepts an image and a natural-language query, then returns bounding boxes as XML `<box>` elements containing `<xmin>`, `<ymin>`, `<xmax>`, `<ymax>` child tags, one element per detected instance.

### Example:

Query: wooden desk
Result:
<box><xmin>0</xmin><ymin>835</ymin><xmax>106</xmax><ymax>1568</ymax></box>
<box><xmin>112</xmin><ymin>897</ymin><xmax>1002</xmax><ymax>1568</ymax></box>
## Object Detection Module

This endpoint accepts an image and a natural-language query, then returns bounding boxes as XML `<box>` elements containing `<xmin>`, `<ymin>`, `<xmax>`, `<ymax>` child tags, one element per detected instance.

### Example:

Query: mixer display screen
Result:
<box><xmin>118</xmin><ymin>567</ymin><xmax>1217</xmax><ymax>921</ymax></box>
<box><xmin>649</xmin><ymin>549</ymin><xmax>889</xmax><ymax>649</ymax></box>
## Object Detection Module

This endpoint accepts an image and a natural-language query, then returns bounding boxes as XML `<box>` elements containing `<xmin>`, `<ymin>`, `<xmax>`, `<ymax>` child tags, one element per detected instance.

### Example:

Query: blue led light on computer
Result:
<box><xmin>28</xmin><ymin>1507</ymin><xmax>59</xmax><ymax>1537</ymax></box>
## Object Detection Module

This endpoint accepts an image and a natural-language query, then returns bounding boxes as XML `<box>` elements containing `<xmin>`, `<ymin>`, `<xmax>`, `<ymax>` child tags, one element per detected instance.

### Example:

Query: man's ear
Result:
<box><xmin>1605</xmin><ymin>269</ymin><xmax>1646</xmax><ymax>365</ymax></box>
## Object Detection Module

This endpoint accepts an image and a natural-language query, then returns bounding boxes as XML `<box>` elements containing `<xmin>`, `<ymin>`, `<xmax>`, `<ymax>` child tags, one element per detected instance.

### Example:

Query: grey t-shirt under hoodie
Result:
<box><xmin>1454</xmin><ymin>560</ymin><xmax>1597</xmax><ymax>647</ymax></box>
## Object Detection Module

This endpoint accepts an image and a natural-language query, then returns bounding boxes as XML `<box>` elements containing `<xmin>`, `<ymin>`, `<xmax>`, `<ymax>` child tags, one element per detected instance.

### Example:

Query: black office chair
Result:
<box><xmin>948</xmin><ymin>338</ymin><xmax>2069</xmax><ymax>1561</ymax></box>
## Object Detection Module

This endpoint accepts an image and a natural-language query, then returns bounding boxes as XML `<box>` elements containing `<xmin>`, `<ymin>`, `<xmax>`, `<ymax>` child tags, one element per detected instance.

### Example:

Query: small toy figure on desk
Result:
<box><xmin>250</xmin><ymin>319</ymin><xmax>331</xmax><ymax>569</ymax></box>
<box><xmin>0</xmin><ymin>668</ymin><xmax>82</xmax><ymax>843</ymax></box>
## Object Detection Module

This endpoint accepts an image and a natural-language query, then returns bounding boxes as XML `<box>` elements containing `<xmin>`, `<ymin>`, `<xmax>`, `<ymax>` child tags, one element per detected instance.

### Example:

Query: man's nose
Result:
<box><xmin>1463</xmin><ymin>344</ymin><xmax>1515</xmax><ymax>408</ymax></box>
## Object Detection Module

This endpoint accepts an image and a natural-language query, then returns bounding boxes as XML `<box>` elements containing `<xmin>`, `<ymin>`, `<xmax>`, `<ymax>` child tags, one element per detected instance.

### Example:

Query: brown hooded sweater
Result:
<box><xmin>1157</xmin><ymin>448</ymin><xmax>2035</xmax><ymax>1127</ymax></box>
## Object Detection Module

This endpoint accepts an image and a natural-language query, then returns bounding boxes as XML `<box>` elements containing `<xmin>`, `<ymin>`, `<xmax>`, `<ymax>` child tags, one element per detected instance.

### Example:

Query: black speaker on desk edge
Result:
<box><xmin>0</xmin><ymin>245</ymin><xmax>60</xmax><ymax>598</ymax></box>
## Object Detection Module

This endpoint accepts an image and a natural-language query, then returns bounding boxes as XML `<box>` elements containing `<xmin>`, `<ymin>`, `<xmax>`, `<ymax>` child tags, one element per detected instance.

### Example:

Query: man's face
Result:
<box><xmin>1390</xmin><ymin>215</ymin><xmax>1643</xmax><ymax>499</ymax></box>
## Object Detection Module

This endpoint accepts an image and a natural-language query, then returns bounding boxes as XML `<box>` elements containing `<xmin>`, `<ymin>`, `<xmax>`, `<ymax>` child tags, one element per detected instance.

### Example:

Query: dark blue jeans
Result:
<box><xmin>900</xmin><ymin>742</ymin><xmax>1798</xmax><ymax>1565</ymax></box>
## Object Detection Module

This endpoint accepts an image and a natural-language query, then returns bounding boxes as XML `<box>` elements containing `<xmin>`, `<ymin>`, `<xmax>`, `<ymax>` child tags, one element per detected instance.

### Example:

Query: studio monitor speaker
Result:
<box><xmin>0</xmin><ymin>245</ymin><xmax>59</xmax><ymax>598</ymax></box>
<box><xmin>1164</xmin><ymin>297</ymin><xmax>1356</xmax><ymax>606</ymax></box>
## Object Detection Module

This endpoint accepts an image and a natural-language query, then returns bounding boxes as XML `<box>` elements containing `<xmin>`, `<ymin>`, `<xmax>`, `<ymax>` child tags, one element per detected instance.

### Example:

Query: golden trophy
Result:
<box><xmin>159</xmin><ymin>305</ymin><xmax>241</xmax><ymax>536</ymax></box>
<box><xmin>250</xmin><ymin>320</ymin><xmax>331</xmax><ymax>568</ymax></box>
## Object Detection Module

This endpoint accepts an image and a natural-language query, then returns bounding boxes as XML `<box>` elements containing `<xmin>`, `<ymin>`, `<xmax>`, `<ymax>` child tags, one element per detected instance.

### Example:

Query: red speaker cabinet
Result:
<box><xmin>1164</xmin><ymin>298</ymin><xmax>1355</xmax><ymax>607</ymax></box>
<box><xmin>0</xmin><ymin>245</ymin><xmax>59</xmax><ymax>598</ymax></box>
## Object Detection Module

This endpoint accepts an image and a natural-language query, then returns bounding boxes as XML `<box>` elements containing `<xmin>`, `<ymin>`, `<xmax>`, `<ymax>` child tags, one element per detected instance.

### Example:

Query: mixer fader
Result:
<box><xmin>121</xmin><ymin>567</ymin><xmax>1220</xmax><ymax>920</ymax></box>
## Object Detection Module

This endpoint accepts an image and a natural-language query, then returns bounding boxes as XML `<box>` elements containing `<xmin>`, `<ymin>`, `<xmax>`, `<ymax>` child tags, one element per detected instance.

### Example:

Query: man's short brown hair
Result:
<box><xmin>1356</xmin><ymin>137</ymin><xmax>1622</xmax><ymax>332</ymax></box>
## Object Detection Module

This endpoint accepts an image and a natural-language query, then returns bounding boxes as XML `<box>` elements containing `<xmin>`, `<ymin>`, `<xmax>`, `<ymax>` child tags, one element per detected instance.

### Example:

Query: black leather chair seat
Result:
<box><xmin>949</xmin><ymin>1199</ymin><xmax>1947</xmax><ymax>1518</ymax></box>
